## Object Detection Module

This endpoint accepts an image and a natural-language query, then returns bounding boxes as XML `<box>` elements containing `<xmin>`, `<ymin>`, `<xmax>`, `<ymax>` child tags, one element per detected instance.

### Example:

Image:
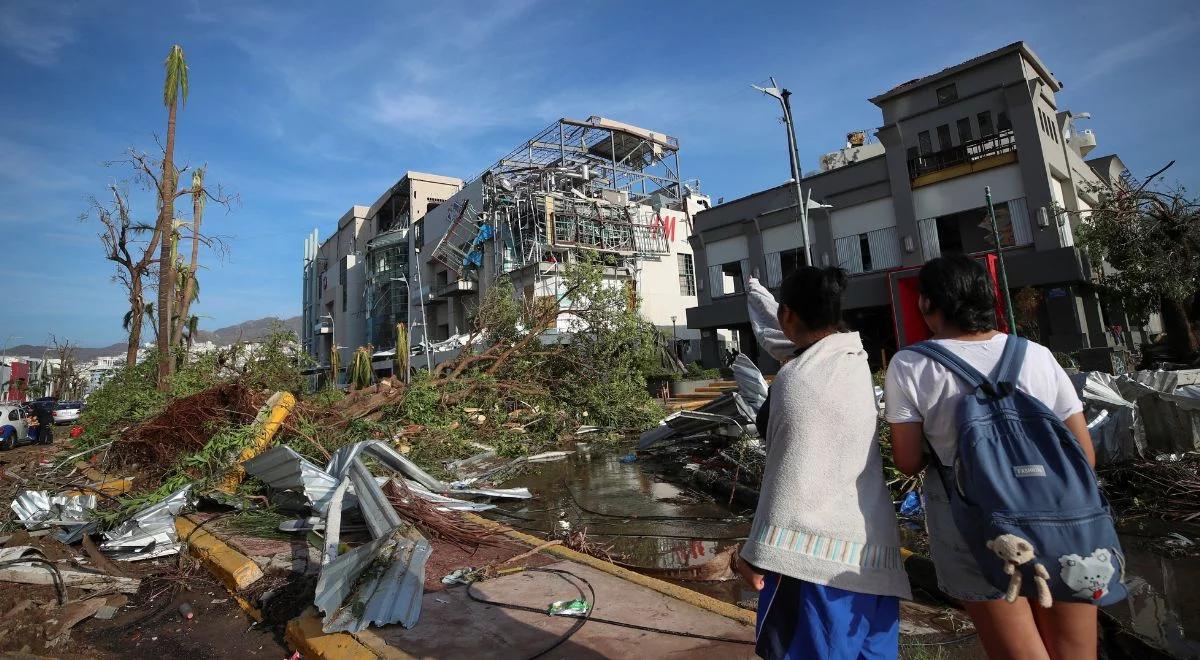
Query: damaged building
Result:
<box><xmin>303</xmin><ymin>117</ymin><xmax>709</xmax><ymax>384</ymax></box>
<box><xmin>686</xmin><ymin>41</ymin><xmax>1150</xmax><ymax>371</ymax></box>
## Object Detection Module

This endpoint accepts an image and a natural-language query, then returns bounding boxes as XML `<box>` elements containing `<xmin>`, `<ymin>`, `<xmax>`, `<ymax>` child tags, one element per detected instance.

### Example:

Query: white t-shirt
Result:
<box><xmin>884</xmin><ymin>334</ymin><xmax>1083</xmax><ymax>465</ymax></box>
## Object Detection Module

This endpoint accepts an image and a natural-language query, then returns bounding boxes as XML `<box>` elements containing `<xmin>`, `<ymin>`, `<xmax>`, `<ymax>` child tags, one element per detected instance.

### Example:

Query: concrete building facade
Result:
<box><xmin>303</xmin><ymin>117</ymin><xmax>708</xmax><ymax>385</ymax></box>
<box><xmin>302</xmin><ymin>172</ymin><xmax>464</xmax><ymax>382</ymax></box>
<box><xmin>687</xmin><ymin>42</ymin><xmax>1146</xmax><ymax>372</ymax></box>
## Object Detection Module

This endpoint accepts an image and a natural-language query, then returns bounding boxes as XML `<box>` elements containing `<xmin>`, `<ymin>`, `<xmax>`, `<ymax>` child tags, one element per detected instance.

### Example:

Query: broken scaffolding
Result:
<box><xmin>429</xmin><ymin>116</ymin><xmax>683</xmax><ymax>281</ymax></box>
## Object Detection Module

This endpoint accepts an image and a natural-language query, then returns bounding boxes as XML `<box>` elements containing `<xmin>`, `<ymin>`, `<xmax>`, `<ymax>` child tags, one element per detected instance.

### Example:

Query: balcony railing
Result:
<box><xmin>908</xmin><ymin>129</ymin><xmax>1016</xmax><ymax>179</ymax></box>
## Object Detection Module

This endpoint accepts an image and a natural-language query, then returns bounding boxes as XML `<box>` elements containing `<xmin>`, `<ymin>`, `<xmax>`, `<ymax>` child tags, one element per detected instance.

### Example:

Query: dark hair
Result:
<box><xmin>778</xmin><ymin>266</ymin><xmax>847</xmax><ymax>330</ymax></box>
<box><xmin>917</xmin><ymin>255</ymin><xmax>997</xmax><ymax>332</ymax></box>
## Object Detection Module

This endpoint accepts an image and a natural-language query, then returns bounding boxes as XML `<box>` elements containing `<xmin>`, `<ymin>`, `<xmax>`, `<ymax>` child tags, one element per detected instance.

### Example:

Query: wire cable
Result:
<box><xmin>0</xmin><ymin>557</ymin><xmax>66</xmax><ymax>605</ymax></box>
<box><xmin>465</xmin><ymin>567</ymin><xmax>755</xmax><ymax>648</ymax></box>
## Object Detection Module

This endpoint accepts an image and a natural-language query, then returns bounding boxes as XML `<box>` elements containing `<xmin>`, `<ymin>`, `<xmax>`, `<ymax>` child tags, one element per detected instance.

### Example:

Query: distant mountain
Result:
<box><xmin>194</xmin><ymin>316</ymin><xmax>303</xmax><ymax>345</ymax></box>
<box><xmin>6</xmin><ymin>315</ymin><xmax>303</xmax><ymax>361</ymax></box>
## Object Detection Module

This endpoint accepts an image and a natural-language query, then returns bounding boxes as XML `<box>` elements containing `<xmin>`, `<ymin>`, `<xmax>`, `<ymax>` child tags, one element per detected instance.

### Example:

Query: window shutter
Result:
<box><xmin>740</xmin><ymin>258</ymin><xmax>751</xmax><ymax>290</ymax></box>
<box><xmin>867</xmin><ymin>227</ymin><xmax>900</xmax><ymax>270</ymax></box>
<box><xmin>765</xmin><ymin>252</ymin><xmax>782</xmax><ymax>287</ymax></box>
<box><xmin>1008</xmin><ymin>197</ymin><xmax>1033</xmax><ymax>246</ymax></box>
<box><xmin>834</xmin><ymin>236</ymin><xmax>864</xmax><ymax>274</ymax></box>
<box><xmin>708</xmin><ymin>264</ymin><xmax>723</xmax><ymax>296</ymax></box>
<box><xmin>918</xmin><ymin>218</ymin><xmax>941</xmax><ymax>261</ymax></box>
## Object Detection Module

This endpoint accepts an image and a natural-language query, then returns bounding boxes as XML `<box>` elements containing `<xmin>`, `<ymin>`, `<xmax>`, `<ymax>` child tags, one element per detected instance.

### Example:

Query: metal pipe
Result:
<box><xmin>413</xmin><ymin>247</ymin><xmax>433</xmax><ymax>373</ymax></box>
<box><xmin>986</xmin><ymin>186</ymin><xmax>1018</xmax><ymax>334</ymax></box>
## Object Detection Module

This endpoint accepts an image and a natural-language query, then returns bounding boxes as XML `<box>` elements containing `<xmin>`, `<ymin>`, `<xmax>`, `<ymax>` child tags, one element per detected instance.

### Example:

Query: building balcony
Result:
<box><xmin>432</xmin><ymin>278</ymin><xmax>478</xmax><ymax>298</ymax></box>
<box><xmin>908</xmin><ymin>129</ymin><xmax>1017</xmax><ymax>187</ymax></box>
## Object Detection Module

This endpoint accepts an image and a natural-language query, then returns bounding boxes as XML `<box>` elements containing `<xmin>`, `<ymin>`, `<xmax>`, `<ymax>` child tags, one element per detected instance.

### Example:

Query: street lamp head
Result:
<box><xmin>751</xmin><ymin>83</ymin><xmax>785</xmax><ymax>101</ymax></box>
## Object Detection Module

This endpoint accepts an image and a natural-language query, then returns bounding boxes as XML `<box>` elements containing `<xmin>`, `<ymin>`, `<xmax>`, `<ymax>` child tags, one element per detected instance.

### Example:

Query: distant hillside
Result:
<box><xmin>7</xmin><ymin>315</ymin><xmax>303</xmax><ymax>361</ymax></box>
<box><xmin>194</xmin><ymin>316</ymin><xmax>303</xmax><ymax>345</ymax></box>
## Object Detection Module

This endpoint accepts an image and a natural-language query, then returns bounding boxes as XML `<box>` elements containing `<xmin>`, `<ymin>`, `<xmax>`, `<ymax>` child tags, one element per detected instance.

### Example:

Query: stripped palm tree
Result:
<box><xmin>155</xmin><ymin>44</ymin><xmax>188</xmax><ymax>390</ymax></box>
<box><xmin>172</xmin><ymin>166</ymin><xmax>205</xmax><ymax>348</ymax></box>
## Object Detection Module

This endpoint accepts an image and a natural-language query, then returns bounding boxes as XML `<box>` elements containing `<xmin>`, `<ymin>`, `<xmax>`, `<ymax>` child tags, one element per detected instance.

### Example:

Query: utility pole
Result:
<box><xmin>413</xmin><ymin>247</ymin><xmax>433</xmax><ymax>373</ymax></box>
<box><xmin>753</xmin><ymin>77</ymin><xmax>810</xmax><ymax>267</ymax></box>
<box><xmin>986</xmin><ymin>186</ymin><xmax>1018</xmax><ymax>334</ymax></box>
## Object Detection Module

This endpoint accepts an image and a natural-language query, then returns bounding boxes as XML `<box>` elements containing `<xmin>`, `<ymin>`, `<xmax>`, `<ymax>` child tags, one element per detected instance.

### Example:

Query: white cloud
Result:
<box><xmin>0</xmin><ymin>4</ymin><xmax>78</xmax><ymax>66</ymax></box>
<box><xmin>1075</xmin><ymin>17</ymin><xmax>1200</xmax><ymax>87</ymax></box>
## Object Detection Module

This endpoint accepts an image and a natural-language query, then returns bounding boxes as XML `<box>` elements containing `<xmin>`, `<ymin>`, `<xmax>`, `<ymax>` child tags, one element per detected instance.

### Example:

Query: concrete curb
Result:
<box><xmin>176</xmin><ymin>514</ymin><xmax>264</xmax><ymax>592</ymax></box>
<box><xmin>286</xmin><ymin>609</ymin><xmax>379</xmax><ymax>660</ymax></box>
<box><xmin>463</xmin><ymin>512</ymin><xmax>756</xmax><ymax>627</ymax></box>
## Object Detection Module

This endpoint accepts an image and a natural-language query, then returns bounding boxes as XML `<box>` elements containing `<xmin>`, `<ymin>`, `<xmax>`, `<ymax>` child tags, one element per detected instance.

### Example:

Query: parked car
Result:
<box><xmin>0</xmin><ymin>403</ymin><xmax>33</xmax><ymax>450</ymax></box>
<box><xmin>53</xmin><ymin>401</ymin><xmax>83</xmax><ymax>425</ymax></box>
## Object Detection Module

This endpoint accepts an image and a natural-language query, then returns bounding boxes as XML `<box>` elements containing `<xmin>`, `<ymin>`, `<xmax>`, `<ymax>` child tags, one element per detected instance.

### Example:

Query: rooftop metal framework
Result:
<box><xmin>482</xmin><ymin>116</ymin><xmax>684</xmax><ymax>207</ymax></box>
<box><xmin>431</xmin><ymin>117</ymin><xmax>683</xmax><ymax>281</ymax></box>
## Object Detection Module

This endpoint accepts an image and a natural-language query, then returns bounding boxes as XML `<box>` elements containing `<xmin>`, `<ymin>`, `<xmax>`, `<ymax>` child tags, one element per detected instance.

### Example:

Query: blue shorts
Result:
<box><xmin>756</xmin><ymin>572</ymin><xmax>899</xmax><ymax>660</ymax></box>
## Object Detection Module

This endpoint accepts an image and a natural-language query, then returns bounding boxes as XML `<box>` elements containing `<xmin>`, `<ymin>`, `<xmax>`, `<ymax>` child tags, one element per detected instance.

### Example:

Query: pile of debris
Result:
<box><xmin>1075</xmin><ymin>368</ymin><xmax>1200</xmax><ymax>464</ymax></box>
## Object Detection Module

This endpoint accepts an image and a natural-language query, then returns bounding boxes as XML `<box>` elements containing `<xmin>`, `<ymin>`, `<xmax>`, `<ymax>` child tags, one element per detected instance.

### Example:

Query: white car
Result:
<box><xmin>0</xmin><ymin>404</ymin><xmax>31</xmax><ymax>450</ymax></box>
<box><xmin>53</xmin><ymin>401</ymin><xmax>83</xmax><ymax>425</ymax></box>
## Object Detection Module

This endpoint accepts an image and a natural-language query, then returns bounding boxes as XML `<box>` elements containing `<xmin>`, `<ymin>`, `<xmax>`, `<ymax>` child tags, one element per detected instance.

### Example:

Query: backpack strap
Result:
<box><xmin>905</xmin><ymin>341</ymin><xmax>993</xmax><ymax>390</ymax></box>
<box><xmin>993</xmin><ymin>334</ymin><xmax>1028</xmax><ymax>391</ymax></box>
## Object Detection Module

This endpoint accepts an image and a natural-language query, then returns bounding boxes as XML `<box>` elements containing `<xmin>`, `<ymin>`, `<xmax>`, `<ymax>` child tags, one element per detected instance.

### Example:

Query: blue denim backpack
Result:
<box><xmin>906</xmin><ymin>335</ymin><xmax>1127</xmax><ymax>607</ymax></box>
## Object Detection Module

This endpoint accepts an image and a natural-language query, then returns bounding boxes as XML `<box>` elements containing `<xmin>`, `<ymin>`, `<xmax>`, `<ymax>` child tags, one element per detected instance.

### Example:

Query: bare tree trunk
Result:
<box><xmin>127</xmin><ymin>286</ymin><xmax>143</xmax><ymax>367</ymax></box>
<box><xmin>155</xmin><ymin>102</ymin><xmax>178</xmax><ymax>391</ymax></box>
<box><xmin>172</xmin><ymin>181</ymin><xmax>202</xmax><ymax>348</ymax></box>
<box><xmin>1161</xmin><ymin>295</ymin><xmax>1199</xmax><ymax>360</ymax></box>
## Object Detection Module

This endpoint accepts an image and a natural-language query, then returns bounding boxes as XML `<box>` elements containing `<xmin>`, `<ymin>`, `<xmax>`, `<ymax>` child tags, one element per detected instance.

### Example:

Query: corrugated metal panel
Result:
<box><xmin>348</xmin><ymin>461</ymin><xmax>403</xmax><ymax>539</ymax></box>
<box><xmin>708</xmin><ymin>264</ymin><xmax>723</xmax><ymax>296</ymax></box>
<box><xmin>1009</xmin><ymin>197</ymin><xmax>1033</xmax><ymax>246</ymax></box>
<box><xmin>835</xmin><ymin>235</ymin><xmax>863</xmax><ymax>274</ymax></box>
<box><xmin>327</xmin><ymin>440</ymin><xmax>446</xmax><ymax>492</ymax></box>
<box><xmin>100</xmin><ymin>486</ymin><xmax>191</xmax><ymax>561</ymax></box>
<box><xmin>867</xmin><ymin>226</ymin><xmax>900</xmax><ymax>270</ymax></box>
<box><xmin>764</xmin><ymin>252</ymin><xmax>782</xmax><ymax>288</ymax></box>
<box><xmin>732</xmin><ymin>354</ymin><xmax>768</xmax><ymax>414</ymax></box>
<box><xmin>314</xmin><ymin>525</ymin><xmax>431</xmax><ymax>633</ymax></box>
<box><xmin>918</xmin><ymin>217</ymin><xmax>940</xmax><ymax>260</ymax></box>
<box><xmin>244</xmin><ymin>446</ymin><xmax>340</xmax><ymax>512</ymax></box>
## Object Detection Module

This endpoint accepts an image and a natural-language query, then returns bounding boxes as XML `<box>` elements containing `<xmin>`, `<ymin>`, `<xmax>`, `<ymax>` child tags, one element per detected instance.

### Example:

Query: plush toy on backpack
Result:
<box><xmin>987</xmin><ymin>533</ymin><xmax>1052</xmax><ymax>608</ymax></box>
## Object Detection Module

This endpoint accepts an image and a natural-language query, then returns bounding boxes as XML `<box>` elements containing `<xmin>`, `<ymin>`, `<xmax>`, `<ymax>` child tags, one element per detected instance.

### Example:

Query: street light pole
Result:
<box><xmin>985</xmin><ymin>186</ymin><xmax>1018</xmax><ymax>334</ymax></box>
<box><xmin>413</xmin><ymin>248</ymin><xmax>433</xmax><ymax>373</ymax></box>
<box><xmin>754</xmin><ymin>77</ymin><xmax>811</xmax><ymax>267</ymax></box>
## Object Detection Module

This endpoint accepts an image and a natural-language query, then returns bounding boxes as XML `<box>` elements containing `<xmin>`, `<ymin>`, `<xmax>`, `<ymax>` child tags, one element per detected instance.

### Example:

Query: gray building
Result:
<box><xmin>687</xmin><ymin>42</ymin><xmax>1147</xmax><ymax>371</ymax></box>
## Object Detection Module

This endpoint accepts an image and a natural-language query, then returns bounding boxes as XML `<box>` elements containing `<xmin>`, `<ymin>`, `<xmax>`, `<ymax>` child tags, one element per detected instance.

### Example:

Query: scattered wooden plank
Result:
<box><xmin>0</xmin><ymin>564</ymin><xmax>141</xmax><ymax>594</ymax></box>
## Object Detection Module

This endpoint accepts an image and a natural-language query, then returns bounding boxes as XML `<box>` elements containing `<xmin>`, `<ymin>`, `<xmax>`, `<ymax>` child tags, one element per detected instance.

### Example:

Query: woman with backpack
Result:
<box><xmin>735</xmin><ymin>266</ymin><xmax>911</xmax><ymax>660</ymax></box>
<box><xmin>885</xmin><ymin>255</ymin><xmax>1112</xmax><ymax>660</ymax></box>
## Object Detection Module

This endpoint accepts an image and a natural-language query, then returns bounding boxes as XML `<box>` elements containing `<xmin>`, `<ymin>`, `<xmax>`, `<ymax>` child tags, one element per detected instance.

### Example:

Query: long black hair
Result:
<box><xmin>778</xmin><ymin>266</ymin><xmax>848</xmax><ymax>330</ymax></box>
<box><xmin>917</xmin><ymin>255</ymin><xmax>997</xmax><ymax>332</ymax></box>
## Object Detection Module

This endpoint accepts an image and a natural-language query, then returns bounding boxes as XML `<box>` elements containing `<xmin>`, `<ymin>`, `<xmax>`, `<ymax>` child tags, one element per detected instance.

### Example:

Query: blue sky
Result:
<box><xmin>2</xmin><ymin>0</ymin><xmax>1197</xmax><ymax>347</ymax></box>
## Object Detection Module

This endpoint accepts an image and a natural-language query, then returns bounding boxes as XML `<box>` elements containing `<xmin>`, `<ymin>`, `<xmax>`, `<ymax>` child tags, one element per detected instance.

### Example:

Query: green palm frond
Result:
<box><xmin>163</xmin><ymin>44</ymin><xmax>189</xmax><ymax>108</ymax></box>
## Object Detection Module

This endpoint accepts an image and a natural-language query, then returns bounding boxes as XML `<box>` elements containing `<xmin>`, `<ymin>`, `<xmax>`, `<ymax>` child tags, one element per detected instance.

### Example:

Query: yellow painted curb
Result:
<box><xmin>176</xmin><ymin>515</ymin><xmax>264</xmax><ymax>592</ymax></box>
<box><xmin>286</xmin><ymin>608</ymin><xmax>378</xmax><ymax>660</ymax></box>
<box><xmin>463</xmin><ymin>512</ymin><xmax>756</xmax><ymax>626</ymax></box>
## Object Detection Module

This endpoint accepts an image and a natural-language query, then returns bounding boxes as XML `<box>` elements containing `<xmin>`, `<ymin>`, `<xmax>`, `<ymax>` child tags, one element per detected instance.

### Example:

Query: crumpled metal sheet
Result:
<box><xmin>100</xmin><ymin>486</ymin><xmax>191</xmax><ymax>561</ymax></box>
<box><xmin>1071</xmin><ymin>371</ymin><xmax>1144</xmax><ymax>464</ymax></box>
<box><xmin>244</xmin><ymin>445</ymin><xmax>341</xmax><ymax>512</ymax></box>
<box><xmin>639</xmin><ymin>392</ymin><xmax>758</xmax><ymax>450</ymax></box>
<box><xmin>405</xmin><ymin>483</ymin><xmax>496</xmax><ymax>512</ymax></box>
<box><xmin>732</xmin><ymin>353</ymin><xmax>768</xmax><ymax>415</ymax></box>
<box><xmin>746</xmin><ymin>277</ymin><xmax>796</xmax><ymax>362</ymax></box>
<box><xmin>314</xmin><ymin>525</ymin><xmax>431</xmax><ymax>633</ymax></box>
<box><xmin>10</xmin><ymin>491</ymin><xmax>96</xmax><ymax>530</ymax></box>
<box><xmin>327</xmin><ymin>440</ymin><xmax>447</xmax><ymax>492</ymax></box>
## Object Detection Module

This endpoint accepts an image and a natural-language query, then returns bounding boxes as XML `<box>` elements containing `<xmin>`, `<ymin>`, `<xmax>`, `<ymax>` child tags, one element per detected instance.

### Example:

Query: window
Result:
<box><xmin>721</xmin><ymin>261</ymin><xmax>745</xmax><ymax>295</ymax></box>
<box><xmin>677</xmin><ymin>253</ymin><xmax>696</xmax><ymax>296</ymax></box>
<box><xmin>414</xmin><ymin>219</ymin><xmax>425</xmax><ymax>247</ymax></box>
<box><xmin>906</xmin><ymin>146</ymin><xmax>919</xmax><ymax>163</ymax></box>
<box><xmin>978</xmin><ymin>111</ymin><xmax>995</xmax><ymax>137</ymax></box>
<box><xmin>8</xmin><ymin>409</ymin><xmax>18</xmax><ymax>422</ymax></box>
<box><xmin>957</xmin><ymin>117</ymin><xmax>973</xmax><ymax>143</ymax></box>
<box><xmin>997</xmin><ymin>111</ymin><xmax>1011</xmax><ymax>132</ymax></box>
<box><xmin>339</xmin><ymin>260</ymin><xmax>347</xmax><ymax>313</ymax></box>
<box><xmin>918</xmin><ymin>131</ymin><xmax>932</xmax><ymax>155</ymax></box>
<box><xmin>936</xmin><ymin>124</ymin><xmax>953</xmax><ymax>151</ymax></box>
<box><xmin>426</xmin><ymin>199</ymin><xmax>444</xmax><ymax>214</ymax></box>
<box><xmin>936</xmin><ymin>83</ymin><xmax>958</xmax><ymax>104</ymax></box>
<box><xmin>778</xmin><ymin>248</ymin><xmax>806</xmax><ymax>278</ymax></box>
<box><xmin>858</xmin><ymin>234</ymin><xmax>873</xmax><ymax>272</ymax></box>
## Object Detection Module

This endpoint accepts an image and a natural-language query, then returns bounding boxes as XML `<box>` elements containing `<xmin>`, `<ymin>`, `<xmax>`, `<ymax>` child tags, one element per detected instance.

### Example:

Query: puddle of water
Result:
<box><xmin>1106</xmin><ymin>524</ymin><xmax>1200</xmax><ymax>659</ymax></box>
<box><xmin>487</xmin><ymin>443</ymin><xmax>755</xmax><ymax>602</ymax></box>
